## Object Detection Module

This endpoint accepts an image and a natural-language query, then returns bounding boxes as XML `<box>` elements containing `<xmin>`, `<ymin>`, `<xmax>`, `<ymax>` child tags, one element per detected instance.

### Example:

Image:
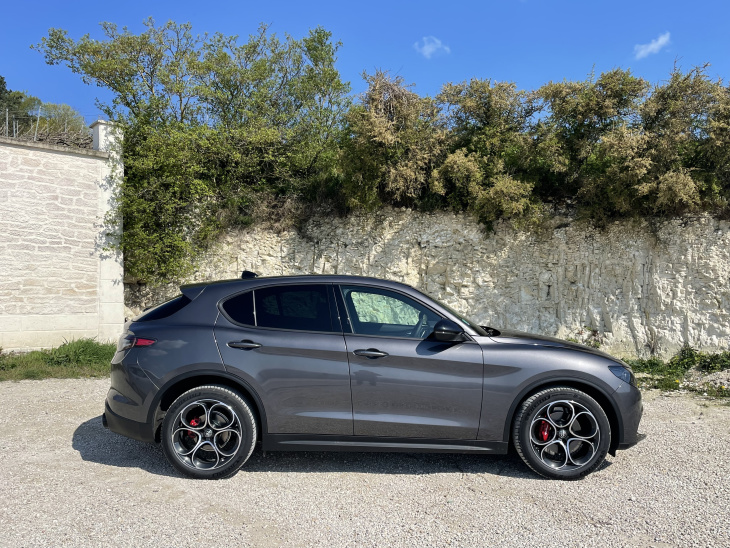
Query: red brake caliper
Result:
<box><xmin>539</xmin><ymin>420</ymin><xmax>551</xmax><ymax>442</ymax></box>
<box><xmin>187</xmin><ymin>417</ymin><xmax>200</xmax><ymax>438</ymax></box>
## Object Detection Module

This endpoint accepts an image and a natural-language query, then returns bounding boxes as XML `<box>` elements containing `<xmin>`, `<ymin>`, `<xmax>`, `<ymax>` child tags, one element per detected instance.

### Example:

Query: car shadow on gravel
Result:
<box><xmin>73</xmin><ymin>416</ymin><xmax>178</xmax><ymax>477</ymax></box>
<box><xmin>244</xmin><ymin>450</ymin><xmax>612</xmax><ymax>480</ymax></box>
<box><xmin>243</xmin><ymin>449</ymin><xmax>539</xmax><ymax>479</ymax></box>
<box><xmin>74</xmin><ymin>415</ymin><xmax>608</xmax><ymax>480</ymax></box>
<box><xmin>243</xmin><ymin>448</ymin><xmax>611</xmax><ymax>481</ymax></box>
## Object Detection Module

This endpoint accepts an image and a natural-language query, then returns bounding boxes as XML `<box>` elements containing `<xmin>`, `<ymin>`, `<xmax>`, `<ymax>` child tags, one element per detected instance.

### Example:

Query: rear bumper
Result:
<box><xmin>103</xmin><ymin>400</ymin><xmax>156</xmax><ymax>443</ymax></box>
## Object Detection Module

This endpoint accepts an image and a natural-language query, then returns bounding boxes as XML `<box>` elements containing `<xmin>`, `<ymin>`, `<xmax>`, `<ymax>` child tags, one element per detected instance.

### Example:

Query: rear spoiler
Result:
<box><xmin>180</xmin><ymin>283</ymin><xmax>208</xmax><ymax>301</ymax></box>
<box><xmin>180</xmin><ymin>271</ymin><xmax>259</xmax><ymax>301</ymax></box>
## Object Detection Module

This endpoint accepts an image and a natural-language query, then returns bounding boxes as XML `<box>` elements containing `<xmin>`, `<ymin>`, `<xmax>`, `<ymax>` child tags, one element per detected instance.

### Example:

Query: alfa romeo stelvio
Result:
<box><xmin>103</xmin><ymin>274</ymin><xmax>644</xmax><ymax>480</ymax></box>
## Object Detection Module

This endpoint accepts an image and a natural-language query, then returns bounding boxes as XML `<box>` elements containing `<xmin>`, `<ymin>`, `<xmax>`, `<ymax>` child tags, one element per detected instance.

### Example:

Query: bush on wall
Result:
<box><xmin>36</xmin><ymin>20</ymin><xmax>730</xmax><ymax>283</ymax></box>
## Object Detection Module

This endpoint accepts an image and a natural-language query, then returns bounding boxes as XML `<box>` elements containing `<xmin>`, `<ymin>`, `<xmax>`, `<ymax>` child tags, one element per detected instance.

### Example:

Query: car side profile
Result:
<box><xmin>103</xmin><ymin>274</ymin><xmax>644</xmax><ymax>480</ymax></box>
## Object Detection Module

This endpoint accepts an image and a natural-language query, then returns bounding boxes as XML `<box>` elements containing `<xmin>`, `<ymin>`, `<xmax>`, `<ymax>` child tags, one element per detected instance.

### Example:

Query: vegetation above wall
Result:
<box><xmin>0</xmin><ymin>74</ymin><xmax>89</xmax><ymax>146</ymax></box>
<box><xmin>35</xmin><ymin>20</ymin><xmax>730</xmax><ymax>283</ymax></box>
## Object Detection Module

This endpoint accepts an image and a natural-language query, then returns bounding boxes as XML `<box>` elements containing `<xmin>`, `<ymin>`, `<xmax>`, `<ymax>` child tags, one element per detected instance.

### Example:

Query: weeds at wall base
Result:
<box><xmin>0</xmin><ymin>338</ymin><xmax>115</xmax><ymax>381</ymax></box>
<box><xmin>627</xmin><ymin>344</ymin><xmax>730</xmax><ymax>399</ymax></box>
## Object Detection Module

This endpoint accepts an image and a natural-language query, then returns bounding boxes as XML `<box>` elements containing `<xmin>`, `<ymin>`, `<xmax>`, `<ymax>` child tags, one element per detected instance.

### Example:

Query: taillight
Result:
<box><xmin>119</xmin><ymin>334</ymin><xmax>156</xmax><ymax>351</ymax></box>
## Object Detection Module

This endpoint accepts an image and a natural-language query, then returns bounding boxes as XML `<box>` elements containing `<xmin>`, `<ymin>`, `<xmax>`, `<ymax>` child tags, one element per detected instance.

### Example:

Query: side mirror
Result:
<box><xmin>432</xmin><ymin>319</ymin><xmax>467</xmax><ymax>342</ymax></box>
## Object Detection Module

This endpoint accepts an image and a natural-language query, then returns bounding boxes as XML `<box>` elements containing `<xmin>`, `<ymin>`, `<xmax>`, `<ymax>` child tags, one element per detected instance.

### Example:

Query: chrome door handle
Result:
<box><xmin>228</xmin><ymin>340</ymin><xmax>262</xmax><ymax>350</ymax></box>
<box><xmin>353</xmin><ymin>348</ymin><xmax>389</xmax><ymax>359</ymax></box>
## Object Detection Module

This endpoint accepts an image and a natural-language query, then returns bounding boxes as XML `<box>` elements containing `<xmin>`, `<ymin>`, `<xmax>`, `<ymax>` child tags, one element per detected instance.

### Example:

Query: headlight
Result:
<box><xmin>608</xmin><ymin>365</ymin><xmax>636</xmax><ymax>387</ymax></box>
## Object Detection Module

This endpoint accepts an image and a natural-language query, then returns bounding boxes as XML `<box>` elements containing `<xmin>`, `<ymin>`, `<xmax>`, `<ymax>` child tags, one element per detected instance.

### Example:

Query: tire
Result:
<box><xmin>161</xmin><ymin>385</ymin><xmax>257</xmax><ymax>479</ymax></box>
<box><xmin>513</xmin><ymin>387</ymin><xmax>611</xmax><ymax>480</ymax></box>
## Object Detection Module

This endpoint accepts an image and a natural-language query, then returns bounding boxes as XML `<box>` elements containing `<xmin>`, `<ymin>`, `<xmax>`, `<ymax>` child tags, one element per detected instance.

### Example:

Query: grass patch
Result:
<box><xmin>0</xmin><ymin>338</ymin><xmax>115</xmax><ymax>381</ymax></box>
<box><xmin>626</xmin><ymin>344</ymin><xmax>730</xmax><ymax>398</ymax></box>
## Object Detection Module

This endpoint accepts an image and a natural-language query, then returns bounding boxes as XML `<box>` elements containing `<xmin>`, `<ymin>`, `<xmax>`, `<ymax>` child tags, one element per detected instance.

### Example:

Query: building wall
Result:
<box><xmin>126</xmin><ymin>209</ymin><xmax>730</xmax><ymax>360</ymax></box>
<box><xmin>0</xmin><ymin>122</ymin><xmax>124</xmax><ymax>351</ymax></box>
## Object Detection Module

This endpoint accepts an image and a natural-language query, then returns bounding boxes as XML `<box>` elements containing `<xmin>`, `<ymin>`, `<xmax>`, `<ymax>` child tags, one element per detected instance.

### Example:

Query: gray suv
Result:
<box><xmin>103</xmin><ymin>274</ymin><xmax>644</xmax><ymax>480</ymax></box>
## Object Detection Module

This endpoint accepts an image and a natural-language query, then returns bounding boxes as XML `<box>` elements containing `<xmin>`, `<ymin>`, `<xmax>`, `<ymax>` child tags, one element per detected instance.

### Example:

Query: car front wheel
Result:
<box><xmin>513</xmin><ymin>387</ymin><xmax>611</xmax><ymax>480</ymax></box>
<box><xmin>161</xmin><ymin>385</ymin><xmax>257</xmax><ymax>479</ymax></box>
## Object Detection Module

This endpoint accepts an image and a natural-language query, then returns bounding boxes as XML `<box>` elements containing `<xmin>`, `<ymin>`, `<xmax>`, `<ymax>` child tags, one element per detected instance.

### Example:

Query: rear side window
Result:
<box><xmin>255</xmin><ymin>285</ymin><xmax>333</xmax><ymax>332</ymax></box>
<box><xmin>221</xmin><ymin>291</ymin><xmax>255</xmax><ymax>325</ymax></box>
<box><xmin>221</xmin><ymin>284</ymin><xmax>335</xmax><ymax>332</ymax></box>
<box><xmin>136</xmin><ymin>295</ymin><xmax>191</xmax><ymax>322</ymax></box>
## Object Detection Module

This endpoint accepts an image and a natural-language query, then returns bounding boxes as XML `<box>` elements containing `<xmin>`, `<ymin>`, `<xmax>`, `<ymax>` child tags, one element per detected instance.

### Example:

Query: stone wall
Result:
<box><xmin>125</xmin><ymin>209</ymin><xmax>730</xmax><ymax>360</ymax></box>
<box><xmin>0</xmin><ymin>122</ymin><xmax>124</xmax><ymax>351</ymax></box>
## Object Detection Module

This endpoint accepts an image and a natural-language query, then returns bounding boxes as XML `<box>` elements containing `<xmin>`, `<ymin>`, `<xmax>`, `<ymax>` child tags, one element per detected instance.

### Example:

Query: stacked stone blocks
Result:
<box><xmin>0</xmin><ymin>122</ymin><xmax>124</xmax><ymax>351</ymax></box>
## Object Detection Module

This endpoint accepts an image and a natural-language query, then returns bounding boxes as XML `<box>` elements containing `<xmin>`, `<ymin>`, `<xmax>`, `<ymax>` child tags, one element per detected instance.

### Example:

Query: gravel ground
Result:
<box><xmin>0</xmin><ymin>379</ymin><xmax>728</xmax><ymax>548</ymax></box>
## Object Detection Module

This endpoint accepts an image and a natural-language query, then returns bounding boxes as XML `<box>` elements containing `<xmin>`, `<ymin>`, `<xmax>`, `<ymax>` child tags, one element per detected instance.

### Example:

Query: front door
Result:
<box><xmin>338</xmin><ymin>284</ymin><xmax>484</xmax><ymax>439</ymax></box>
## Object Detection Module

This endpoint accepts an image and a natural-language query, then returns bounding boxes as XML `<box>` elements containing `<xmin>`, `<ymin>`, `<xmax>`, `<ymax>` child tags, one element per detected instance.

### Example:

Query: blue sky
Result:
<box><xmin>1</xmin><ymin>0</ymin><xmax>729</xmax><ymax>123</ymax></box>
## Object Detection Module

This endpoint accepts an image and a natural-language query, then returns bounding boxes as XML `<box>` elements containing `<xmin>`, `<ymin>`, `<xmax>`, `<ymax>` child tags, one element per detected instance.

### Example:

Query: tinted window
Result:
<box><xmin>340</xmin><ymin>286</ymin><xmax>441</xmax><ymax>339</ymax></box>
<box><xmin>254</xmin><ymin>285</ymin><xmax>333</xmax><ymax>332</ymax></box>
<box><xmin>221</xmin><ymin>291</ymin><xmax>255</xmax><ymax>325</ymax></box>
<box><xmin>136</xmin><ymin>295</ymin><xmax>191</xmax><ymax>322</ymax></box>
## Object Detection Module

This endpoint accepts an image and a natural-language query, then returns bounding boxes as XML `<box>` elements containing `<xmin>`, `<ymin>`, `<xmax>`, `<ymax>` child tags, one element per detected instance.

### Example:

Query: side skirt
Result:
<box><xmin>262</xmin><ymin>434</ymin><xmax>508</xmax><ymax>454</ymax></box>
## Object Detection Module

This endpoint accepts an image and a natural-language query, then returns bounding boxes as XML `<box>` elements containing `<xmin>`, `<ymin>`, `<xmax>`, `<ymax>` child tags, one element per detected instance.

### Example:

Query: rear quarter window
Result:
<box><xmin>221</xmin><ymin>291</ymin><xmax>255</xmax><ymax>325</ymax></box>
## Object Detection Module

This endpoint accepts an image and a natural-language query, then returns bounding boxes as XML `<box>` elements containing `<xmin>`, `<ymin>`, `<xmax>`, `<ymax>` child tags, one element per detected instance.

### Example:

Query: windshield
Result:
<box><xmin>419</xmin><ymin>291</ymin><xmax>489</xmax><ymax>336</ymax></box>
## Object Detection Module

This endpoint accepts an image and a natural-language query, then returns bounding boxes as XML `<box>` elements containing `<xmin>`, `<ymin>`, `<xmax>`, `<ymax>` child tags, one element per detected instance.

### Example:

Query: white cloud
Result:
<box><xmin>413</xmin><ymin>36</ymin><xmax>451</xmax><ymax>59</ymax></box>
<box><xmin>634</xmin><ymin>32</ymin><xmax>671</xmax><ymax>60</ymax></box>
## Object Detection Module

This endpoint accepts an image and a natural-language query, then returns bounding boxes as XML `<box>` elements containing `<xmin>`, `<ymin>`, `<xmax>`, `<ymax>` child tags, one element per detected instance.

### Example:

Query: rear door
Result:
<box><xmin>338</xmin><ymin>284</ymin><xmax>484</xmax><ymax>439</ymax></box>
<box><xmin>215</xmin><ymin>283</ymin><xmax>353</xmax><ymax>436</ymax></box>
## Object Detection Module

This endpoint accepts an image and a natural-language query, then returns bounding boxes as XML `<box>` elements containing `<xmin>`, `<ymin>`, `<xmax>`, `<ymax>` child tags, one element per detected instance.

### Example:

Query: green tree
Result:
<box><xmin>434</xmin><ymin>79</ymin><xmax>539</xmax><ymax>225</ymax></box>
<box><xmin>638</xmin><ymin>65</ymin><xmax>725</xmax><ymax>216</ymax></box>
<box><xmin>702</xmin><ymin>83</ymin><xmax>730</xmax><ymax>212</ymax></box>
<box><xmin>535</xmin><ymin>69</ymin><xmax>649</xmax><ymax>217</ymax></box>
<box><xmin>341</xmin><ymin>70</ymin><xmax>445</xmax><ymax>209</ymax></box>
<box><xmin>39</xmin><ymin>102</ymin><xmax>87</xmax><ymax>133</ymax></box>
<box><xmin>0</xmin><ymin>76</ymin><xmax>23</xmax><ymax>115</ymax></box>
<box><xmin>34</xmin><ymin>18</ymin><xmax>730</xmax><ymax>273</ymax></box>
<box><xmin>35</xmin><ymin>19</ymin><xmax>350</xmax><ymax>282</ymax></box>
<box><xmin>0</xmin><ymin>75</ymin><xmax>42</xmax><ymax>135</ymax></box>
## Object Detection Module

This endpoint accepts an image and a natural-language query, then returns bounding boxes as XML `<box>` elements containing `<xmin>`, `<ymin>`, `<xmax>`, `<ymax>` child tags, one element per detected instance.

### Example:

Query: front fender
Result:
<box><xmin>495</xmin><ymin>372</ymin><xmax>624</xmax><ymax>449</ymax></box>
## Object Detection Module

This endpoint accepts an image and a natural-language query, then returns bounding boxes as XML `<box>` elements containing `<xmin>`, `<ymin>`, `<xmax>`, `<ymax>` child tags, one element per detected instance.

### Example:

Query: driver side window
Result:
<box><xmin>340</xmin><ymin>285</ymin><xmax>441</xmax><ymax>339</ymax></box>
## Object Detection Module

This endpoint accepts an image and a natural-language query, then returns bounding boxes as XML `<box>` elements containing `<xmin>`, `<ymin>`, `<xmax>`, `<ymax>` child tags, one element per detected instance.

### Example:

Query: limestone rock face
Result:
<box><xmin>125</xmin><ymin>209</ymin><xmax>730</xmax><ymax>359</ymax></box>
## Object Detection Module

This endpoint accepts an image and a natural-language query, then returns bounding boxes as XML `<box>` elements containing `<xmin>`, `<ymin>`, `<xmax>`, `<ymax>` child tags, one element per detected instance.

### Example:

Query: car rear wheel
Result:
<box><xmin>513</xmin><ymin>387</ymin><xmax>611</xmax><ymax>480</ymax></box>
<box><xmin>161</xmin><ymin>385</ymin><xmax>256</xmax><ymax>479</ymax></box>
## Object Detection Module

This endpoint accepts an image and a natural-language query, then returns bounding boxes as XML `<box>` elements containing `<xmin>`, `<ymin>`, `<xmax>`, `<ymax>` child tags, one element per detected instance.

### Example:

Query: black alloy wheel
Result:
<box><xmin>161</xmin><ymin>385</ymin><xmax>257</xmax><ymax>479</ymax></box>
<box><xmin>513</xmin><ymin>387</ymin><xmax>611</xmax><ymax>480</ymax></box>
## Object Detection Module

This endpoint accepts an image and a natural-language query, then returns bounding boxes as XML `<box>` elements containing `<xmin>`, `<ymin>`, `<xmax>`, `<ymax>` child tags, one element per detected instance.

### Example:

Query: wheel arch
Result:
<box><xmin>149</xmin><ymin>371</ymin><xmax>267</xmax><ymax>443</ymax></box>
<box><xmin>503</xmin><ymin>378</ymin><xmax>623</xmax><ymax>456</ymax></box>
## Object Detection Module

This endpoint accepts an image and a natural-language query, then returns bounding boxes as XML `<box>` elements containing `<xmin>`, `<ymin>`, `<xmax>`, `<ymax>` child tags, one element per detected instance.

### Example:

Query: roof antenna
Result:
<box><xmin>241</xmin><ymin>270</ymin><xmax>258</xmax><ymax>279</ymax></box>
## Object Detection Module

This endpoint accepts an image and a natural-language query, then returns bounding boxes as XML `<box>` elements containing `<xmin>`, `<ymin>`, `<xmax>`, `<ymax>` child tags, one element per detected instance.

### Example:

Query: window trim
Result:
<box><xmin>218</xmin><ymin>283</ymin><xmax>342</xmax><ymax>335</ymax></box>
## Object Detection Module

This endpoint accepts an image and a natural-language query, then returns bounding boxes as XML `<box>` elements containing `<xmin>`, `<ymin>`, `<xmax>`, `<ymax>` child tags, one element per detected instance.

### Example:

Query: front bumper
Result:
<box><xmin>612</xmin><ymin>381</ymin><xmax>645</xmax><ymax>450</ymax></box>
